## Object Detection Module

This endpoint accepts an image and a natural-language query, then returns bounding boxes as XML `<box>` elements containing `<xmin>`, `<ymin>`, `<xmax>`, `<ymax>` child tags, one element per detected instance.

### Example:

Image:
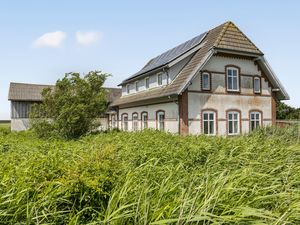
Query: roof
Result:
<box><xmin>111</xmin><ymin>21</ymin><xmax>288</xmax><ymax>106</ymax></box>
<box><xmin>8</xmin><ymin>82</ymin><xmax>121</xmax><ymax>102</ymax></box>
<box><xmin>8</xmin><ymin>82</ymin><xmax>54</xmax><ymax>101</ymax></box>
<box><xmin>123</xmin><ymin>32</ymin><xmax>207</xmax><ymax>82</ymax></box>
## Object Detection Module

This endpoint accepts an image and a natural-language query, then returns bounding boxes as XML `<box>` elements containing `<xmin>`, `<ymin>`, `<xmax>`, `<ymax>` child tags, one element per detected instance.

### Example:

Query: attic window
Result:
<box><xmin>145</xmin><ymin>77</ymin><xmax>150</xmax><ymax>89</ymax></box>
<box><xmin>253</xmin><ymin>77</ymin><xmax>261</xmax><ymax>93</ymax></box>
<box><xmin>202</xmin><ymin>72</ymin><xmax>210</xmax><ymax>90</ymax></box>
<box><xmin>126</xmin><ymin>84</ymin><xmax>130</xmax><ymax>94</ymax></box>
<box><xmin>226</xmin><ymin>66</ymin><xmax>240</xmax><ymax>92</ymax></box>
<box><xmin>157</xmin><ymin>73</ymin><xmax>163</xmax><ymax>86</ymax></box>
<box><xmin>135</xmin><ymin>81</ymin><xmax>139</xmax><ymax>92</ymax></box>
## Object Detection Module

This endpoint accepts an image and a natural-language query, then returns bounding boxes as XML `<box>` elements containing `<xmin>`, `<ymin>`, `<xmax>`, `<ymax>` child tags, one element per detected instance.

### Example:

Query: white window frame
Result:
<box><xmin>202</xmin><ymin>111</ymin><xmax>216</xmax><ymax>135</ymax></box>
<box><xmin>250</xmin><ymin>111</ymin><xmax>261</xmax><ymax>131</ymax></box>
<box><xmin>226</xmin><ymin>67</ymin><xmax>240</xmax><ymax>92</ymax></box>
<box><xmin>157</xmin><ymin>111</ymin><xmax>165</xmax><ymax>131</ymax></box>
<box><xmin>145</xmin><ymin>77</ymin><xmax>150</xmax><ymax>89</ymax></box>
<box><xmin>126</xmin><ymin>84</ymin><xmax>130</xmax><ymax>94</ymax></box>
<box><xmin>227</xmin><ymin>111</ymin><xmax>240</xmax><ymax>135</ymax></box>
<box><xmin>132</xmin><ymin>113</ymin><xmax>138</xmax><ymax>131</ymax></box>
<box><xmin>253</xmin><ymin>77</ymin><xmax>261</xmax><ymax>93</ymax></box>
<box><xmin>141</xmin><ymin>112</ymin><xmax>148</xmax><ymax>129</ymax></box>
<box><xmin>111</xmin><ymin>114</ymin><xmax>116</xmax><ymax>128</ymax></box>
<box><xmin>202</xmin><ymin>72</ymin><xmax>210</xmax><ymax>90</ymax></box>
<box><xmin>122</xmin><ymin>114</ymin><xmax>128</xmax><ymax>131</ymax></box>
<box><xmin>157</xmin><ymin>73</ymin><xmax>163</xmax><ymax>86</ymax></box>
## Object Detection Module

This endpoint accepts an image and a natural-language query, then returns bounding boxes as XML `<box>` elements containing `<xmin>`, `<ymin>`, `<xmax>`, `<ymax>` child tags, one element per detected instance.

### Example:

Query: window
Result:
<box><xmin>227</xmin><ymin>111</ymin><xmax>240</xmax><ymax>135</ymax></box>
<box><xmin>202</xmin><ymin>111</ymin><xmax>216</xmax><ymax>135</ymax></box>
<box><xmin>145</xmin><ymin>77</ymin><xmax>150</xmax><ymax>89</ymax></box>
<box><xmin>132</xmin><ymin>113</ymin><xmax>138</xmax><ymax>131</ymax></box>
<box><xmin>156</xmin><ymin>110</ymin><xmax>165</xmax><ymax>131</ymax></box>
<box><xmin>122</xmin><ymin>114</ymin><xmax>128</xmax><ymax>131</ymax></box>
<box><xmin>226</xmin><ymin>67</ymin><xmax>239</xmax><ymax>91</ymax></box>
<box><xmin>135</xmin><ymin>81</ymin><xmax>139</xmax><ymax>92</ymax></box>
<box><xmin>111</xmin><ymin>115</ymin><xmax>116</xmax><ymax>128</ymax></box>
<box><xmin>202</xmin><ymin>72</ymin><xmax>210</xmax><ymax>90</ymax></box>
<box><xmin>126</xmin><ymin>84</ymin><xmax>130</xmax><ymax>94</ymax></box>
<box><xmin>250</xmin><ymin>111</ymin><xmax>261</xmax><ymax>131</ymax></box>
<box><xmin>158</xmin><ymin>73</ymin><xmax>163</xmax><ymax>86</ymax></box>
<box><xmin>141</xmin><ymin>112</ymin><xmax>148</xmax><ymax>129</ymax></box>
<box><xmin>253</xmin><ymin>77</ymin><xmax>261</xmax><ymax>93</ymax></box>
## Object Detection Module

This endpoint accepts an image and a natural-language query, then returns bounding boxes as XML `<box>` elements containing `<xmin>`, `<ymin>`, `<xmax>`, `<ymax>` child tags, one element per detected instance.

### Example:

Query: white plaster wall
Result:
<box><xmin>118</xmin><ymin>102</ymin><xmax>179</xmax><ymax>133</ymax></box>
<box><xmin>11</xmin><ymin>119</ymin><xmax>30</xmax><ymax>131</ymax></box>
<box><xmin>188</xmin><ymin>56</ymin><xmax>272</xmax><ymax>95</ymax></box>
<box><xmin>188</xmin><ymin>92</ymin><xmax>272</xmax><ymax>135</ymax></box>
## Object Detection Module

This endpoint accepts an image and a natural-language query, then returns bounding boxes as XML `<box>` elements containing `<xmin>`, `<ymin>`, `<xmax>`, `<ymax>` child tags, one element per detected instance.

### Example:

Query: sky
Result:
<box><xmin>0</xmin><ymin>0</ymin><xmax>299</xmax><ymax>119</ymax></box>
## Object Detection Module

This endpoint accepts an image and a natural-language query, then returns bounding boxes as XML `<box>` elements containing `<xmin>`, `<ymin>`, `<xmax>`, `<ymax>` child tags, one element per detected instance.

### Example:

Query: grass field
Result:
<box><xmin>0</xmin><ymin>126</ymin><xmax>299</xmax><ymax>224</ymax></box>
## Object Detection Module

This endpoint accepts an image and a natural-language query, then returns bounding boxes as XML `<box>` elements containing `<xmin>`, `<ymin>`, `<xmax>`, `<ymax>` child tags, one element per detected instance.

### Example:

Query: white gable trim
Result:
<box><xmin>256</xmin><ymin>56</ymin><xmax>289</xmax><ymax>100</ymax></box>
<box><xmin>177</xmin><ymin>49</ymin><xmax>215</xmax><ymax>95</ymax></box>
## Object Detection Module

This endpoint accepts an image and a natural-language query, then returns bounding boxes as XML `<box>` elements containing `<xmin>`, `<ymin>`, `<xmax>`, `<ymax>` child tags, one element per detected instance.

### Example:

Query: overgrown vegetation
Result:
<box><xmin>30</xmin><ymin>71</ymin><xmax>109</xmax><ymax>139</ymax></box>
<box><xmin>0</xmin><ymin>127</ymin><xmax>300</xmax><ymax>224</ymax></box>
<box><xmin>277</xmin><ymin>101</ymin><xmax>300</xmax><ymax>120</ymax></box>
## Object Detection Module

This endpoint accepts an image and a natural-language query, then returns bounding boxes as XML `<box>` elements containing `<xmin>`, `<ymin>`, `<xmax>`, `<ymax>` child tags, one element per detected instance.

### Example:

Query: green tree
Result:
<box><xmin>276</xmin><ymin>101</ymin><xmax>300</xmax><ymax>120</ymax></box>
<box><xmin>30</xmin><ymin>71</ymin><xmax>109</xmax><ymax>139</ymax></box>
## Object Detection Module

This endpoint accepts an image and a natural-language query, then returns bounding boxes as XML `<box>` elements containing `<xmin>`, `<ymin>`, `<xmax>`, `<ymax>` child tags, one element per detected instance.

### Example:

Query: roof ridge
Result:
<box><xmin>213</xmin><ymin>21</ymin><xmax>231</xmax><ymax>47</ymax></box>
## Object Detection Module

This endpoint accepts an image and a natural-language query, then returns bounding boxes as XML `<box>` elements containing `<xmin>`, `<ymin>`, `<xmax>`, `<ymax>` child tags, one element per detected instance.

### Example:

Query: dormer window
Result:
<box><xmin>226</xmin><ymin>66</ymin><xmax>240</xmax><ymax>92</ymax></box>
<box><xmin>145</xmin><ymin>77</ymin><xmax>150</xmax><ymax>89</ymax></box>
<box><xmin>135</xmin><ymin>81</ymin><xmax>139</xmax><ymax>92</ymax></box>
<box><xmin>157</xmin><ymin>73</ymin><xmax>163</xmax><ymax>86</ymax></box>
<box><xmin>253</xmin><ymin>77</ymin><xmax>261</xmax><ymax>93</ymax></box>
<box><xmin>126</xmin><ymin>84</ymin><xmax>130</xmax><ymax>94</ymax></box>
<box><xmin>202</xmin><ymin>72</ymin><xmax>211</xmax><ymax>90</ymax></box>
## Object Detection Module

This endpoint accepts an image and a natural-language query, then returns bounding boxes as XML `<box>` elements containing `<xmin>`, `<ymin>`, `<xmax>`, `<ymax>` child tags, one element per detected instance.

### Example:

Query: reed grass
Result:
<box><xmin>0</xmin><ymin>126</ymin><xmax>299</xmax><ymax>224</ymax></box>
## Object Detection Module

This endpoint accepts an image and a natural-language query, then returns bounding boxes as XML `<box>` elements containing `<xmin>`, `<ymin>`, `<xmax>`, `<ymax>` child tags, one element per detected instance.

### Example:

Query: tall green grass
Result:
<box><xmin>0</xmin><ymin>126</ymin><xmax>299</xmax><ymax>224</ymax></box>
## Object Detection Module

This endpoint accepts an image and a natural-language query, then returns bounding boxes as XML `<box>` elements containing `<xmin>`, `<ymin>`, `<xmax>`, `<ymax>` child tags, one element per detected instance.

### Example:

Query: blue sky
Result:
<box><xmin>0</xmin><ymin>0</ymin><xmax>299</xmax><ymax>119</ymax></box>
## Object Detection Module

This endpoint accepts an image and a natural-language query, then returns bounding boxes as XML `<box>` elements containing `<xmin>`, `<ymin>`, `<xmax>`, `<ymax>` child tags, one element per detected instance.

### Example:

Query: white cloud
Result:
<box><xmin>33</xmin><ymin>31</ymin><xmax>66</xmax><ymax>48</ymax></box>
<box><xmin>76</xmin><ymin>31</ymin><xmax>101</xmax><ymax>46</ymax></box>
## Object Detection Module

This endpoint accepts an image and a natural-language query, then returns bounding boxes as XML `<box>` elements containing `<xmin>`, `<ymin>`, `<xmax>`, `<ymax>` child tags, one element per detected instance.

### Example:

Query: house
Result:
<box><xmin>8</xmin><ymin>21</ymin><xmax>289</xmax><ymax>135</ymax></box>
<box><xmin>8</xmin><ymin>82</ymin><xmax>121</xmax><ymax>131</ymax></box>
<box><xmin>109</xmin><ymin>21</ymin><xmax>289</xmax><ymax>135</ymax></box>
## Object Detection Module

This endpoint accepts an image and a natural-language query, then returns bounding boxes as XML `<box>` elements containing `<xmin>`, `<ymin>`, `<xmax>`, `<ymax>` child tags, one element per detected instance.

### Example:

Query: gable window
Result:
<box><xmin>141</xmin><ymin>112</ymin><xmax>148</xmax><ymax>129</ymax></box>
<box><xmin>126</xmin><ymin>84</ymin><xmax>130</xmax><ymax>94</ymax></box>
<box><xmin>156</xmin><ymin>110</ymin><xmax>165</xmax><ymax>131</ymax></box>
<box><xmin>157</xmin><ymin>73</ymin><xmax>163</xmax><ymax>86</ymax></box>
<box><xmin>132</xmin><ymin>113</ymin><xmax>138</xmax><ymax>131</ymax></box>
<box><xmin>227</xmin><ymin>111</ymin><xmax>240</xmax><ymax>135</ymax></box>
<box><xmin>253</xmin><ymin>77</ymin><xmax>261</xmax><ymax>93</ymax></box>
<box><xmin>202</xmin><ymin>72</ymin><xmax>211</xmax><ymax>90</ymax></box>
<box><xmin>202</xmin><ymin>110</ymin><xmax>216</xmax><ymax>135</ymax></box>
<box><xmin>250</xmin><ymin>111</ymin><xmax>261</xmax><ymax>131</ymax></box>
<box><xmin>122</xmin><ymin>114</ymin><xmax>128</xmax><ymax>131</ymax></box>
<box><xmin>226</xmin><ymin>67</ymin><xmax>240</xmax><ymax>92</ymax></box>
<box><xmin>135</xmin><ymin>81</ymin><xmax>139</xmax><ymax>92</ymax></box>
<box><xmin>145</xmin><ymin>77</ymin><xmax>150</xmax><ymax>89</ymax></box>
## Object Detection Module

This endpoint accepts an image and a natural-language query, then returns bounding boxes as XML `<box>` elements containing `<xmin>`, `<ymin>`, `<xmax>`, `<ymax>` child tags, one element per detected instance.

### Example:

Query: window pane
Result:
<box><xmin>228</xmin><ymin>76</ymin><xmax>232</xmax><ymax>89</ymax></box>
<box><xmin>202</xmin><ymin>74</ymin><xmax>209</xmax><ymax>89</ymax></box>
<box><xmin>254</xmin><ymin>78</ymin><xmax>260</xmax><ymax>92</ymax></box>
<box><xmin>232</xmin><ymin>70</ymin><xmax>237</xmax><ymax>76</ymax></box>
<box><xmin>209</xmin><ymin>113</ymin><xmax>214</xmax><ymax>120</ymax></box>
<box><xmin>233</xmin><ymin>77</ymin><xmax>238</xmax><ymax>90</ymax></box>
<box><xmin>234</xmin><ymin>121</ymin><xmax>238</xmax><ymax>133</ymax></box>
<box><xmin>204</xmin><ymin>121</ymin><xmax>208</xmax><ymax>134</ymax></box>
<box><xmin>204</xmin><ymin>113</ymin><xmax>208</xmax><ymax>120</ymax></box>
<box><xmin>209</xmin><ymin>121</ymin><xmax>214</xmax><ymax>134</ymax></box>
<box><xmin>228</xmin><ymin>69</ymin><xmax>232</xmax><ymax>76</ymax></box>
<box><xmin>229</xmin><ymin>113</ymin><xmax>232</xmax><ymax>120</ymax></box>
<box><xmin>234</xmin><ymin>113</ymin><xmax>238</xmax><ymax>120</ymax></box>
<box><xmin>256</xmin><ymin>113</ymin><xmax>259</xmax><ymax>120</ymax></box>
<box><xmin>229</xmin><ymin>121</ymin><xmax>233</xmax><ymax>134</ymax></box>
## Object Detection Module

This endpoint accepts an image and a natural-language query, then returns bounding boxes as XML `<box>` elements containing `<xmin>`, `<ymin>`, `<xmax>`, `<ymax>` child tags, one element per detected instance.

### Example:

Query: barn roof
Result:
<box><xmin>8</xmin><ymin>82</ymin><xmax>121</xmax><ymax>102</ymax></box>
